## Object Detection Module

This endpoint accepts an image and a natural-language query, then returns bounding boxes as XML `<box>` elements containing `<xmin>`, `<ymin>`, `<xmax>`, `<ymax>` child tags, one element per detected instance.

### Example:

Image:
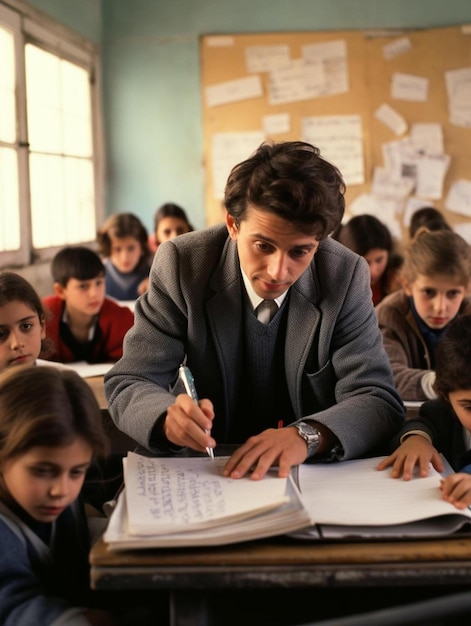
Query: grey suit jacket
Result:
<box><xmin>105</xmin><ymin>224</ymin><xmax>404</xmax><ymax>458</ymax></box>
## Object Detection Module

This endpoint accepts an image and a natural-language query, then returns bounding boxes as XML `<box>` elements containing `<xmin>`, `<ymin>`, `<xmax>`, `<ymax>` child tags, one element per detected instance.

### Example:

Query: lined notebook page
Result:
<box><xmin>298</xmin><ymin>456</ymin><xmax>471</xmax><ymax>526</ymax></box>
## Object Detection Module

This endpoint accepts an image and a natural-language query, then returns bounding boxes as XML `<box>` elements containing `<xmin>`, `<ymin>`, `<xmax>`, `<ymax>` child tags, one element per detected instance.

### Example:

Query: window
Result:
<box><xmin>0</xmin><ymin>2</ymin><xmax>103</xmax><ymax>267</ymax></box>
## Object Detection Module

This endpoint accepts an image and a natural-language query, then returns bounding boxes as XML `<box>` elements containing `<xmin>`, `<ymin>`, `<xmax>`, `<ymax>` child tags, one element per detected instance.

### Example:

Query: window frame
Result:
<box><xmin>0</xmin><ymin>0</ymin><xmax>104</xmax><ymax>268</ymax></box>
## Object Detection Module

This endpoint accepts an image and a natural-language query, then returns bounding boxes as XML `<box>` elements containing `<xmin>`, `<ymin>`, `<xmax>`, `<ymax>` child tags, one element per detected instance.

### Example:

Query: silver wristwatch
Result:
<box><xmin>294</xmin><ymin>421</ymin><xmax>321</xmax><ymax>455</ymax></box>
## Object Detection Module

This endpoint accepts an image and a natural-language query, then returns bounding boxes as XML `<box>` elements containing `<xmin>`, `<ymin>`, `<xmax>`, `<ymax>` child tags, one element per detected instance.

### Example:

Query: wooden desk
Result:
<box><xmin>86</xmin><ymin>375</ymin><xmax>107</xmax><ymax>410</ymax></box>
<box><xmin>85</xmin><ymin>375</ymin><xmax>138</xmax><ymax>454</ymax></box>
<box><xmin>90</xmin><ymin>534</ymin><xmax>471</xmax><ymax>626</ymax></box>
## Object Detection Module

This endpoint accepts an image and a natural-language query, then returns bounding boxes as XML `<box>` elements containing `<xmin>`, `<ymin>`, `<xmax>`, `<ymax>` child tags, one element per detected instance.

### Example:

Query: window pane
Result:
<box><xmin>25</xmin><ymin>45</ymin><xmax>92</xmax><ymax>157</ymax></box>
<box><xmin>0</xmin><ymin>147</ymin><xmax>20</xmax><ymax>251</ymax></box>
<box><xmin>25</xmin><ymin>45</ymin><xmax>62</xmax><ymax>153</ymax></box>
<box><xmin>30</xmin><ymin>154</ymin><xmax>95</xmax><ymax>248</ymax></box>
<box><xmin>0</xmin><ymin>25</ymin><xmax>16</xmax><ymax>143</ymax></box>
<box><xmin>62</xmin><ymin>60</ymin><xmax>92</xmax><ymax>157</ymax></box>
<box><xmin>63</xmin><ymin>157</ymin><xmax>96</xmax><ymax>242</ymax></box>
<box><xmin>26</xmin><ymin>42</ymin><xmax>96</xmax><ymax>251</ymax></box>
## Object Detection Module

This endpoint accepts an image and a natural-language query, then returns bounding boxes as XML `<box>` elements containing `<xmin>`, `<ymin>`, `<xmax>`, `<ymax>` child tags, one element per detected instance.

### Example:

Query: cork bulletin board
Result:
<box><xmin>200</xmin><ymin>25</ymin><xmax>471</xmax><ymax>242</ymax></box>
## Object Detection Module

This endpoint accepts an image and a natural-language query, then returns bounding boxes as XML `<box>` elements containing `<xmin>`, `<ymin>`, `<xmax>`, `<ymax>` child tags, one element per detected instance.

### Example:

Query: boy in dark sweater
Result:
<box><xmin>378</xmin><ymin>314</ymin><xmax>471</xmax><ymax>510</ymax></box>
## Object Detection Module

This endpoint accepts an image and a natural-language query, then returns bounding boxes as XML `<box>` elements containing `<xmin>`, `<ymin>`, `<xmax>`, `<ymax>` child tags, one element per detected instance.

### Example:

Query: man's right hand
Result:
<box><xmin>165</xmin><ymin>394</ymin><xmax>215</xmax><ymax>453</ymax></box>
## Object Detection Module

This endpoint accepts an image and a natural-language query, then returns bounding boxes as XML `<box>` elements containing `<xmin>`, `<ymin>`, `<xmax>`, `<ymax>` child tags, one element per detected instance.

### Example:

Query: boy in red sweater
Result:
<box><xmin>42</xmin><ymin>246</ymin><xmax>134</xmax><ymax>363</ymax></box>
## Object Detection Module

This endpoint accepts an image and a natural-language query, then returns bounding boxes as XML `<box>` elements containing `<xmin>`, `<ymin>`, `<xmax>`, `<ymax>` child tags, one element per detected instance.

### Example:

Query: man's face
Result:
<box><xmin>226</xmin><ymin>205</ymin><xmax>319</xmax><ymax>300</ymax></box>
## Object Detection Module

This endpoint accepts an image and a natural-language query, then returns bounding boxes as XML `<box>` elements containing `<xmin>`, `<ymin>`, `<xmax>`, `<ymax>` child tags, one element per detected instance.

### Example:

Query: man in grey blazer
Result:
<box><xmin>105</xmin><ymin>141</ymin><xmax>404</xmax><ymax>480</ymax></box>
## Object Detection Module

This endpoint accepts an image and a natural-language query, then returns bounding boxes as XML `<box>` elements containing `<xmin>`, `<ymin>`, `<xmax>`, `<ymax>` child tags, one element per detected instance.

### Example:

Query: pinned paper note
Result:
<box><xmin>302</xmin><ymin>39</ymin><xmax>349</xmax><ymax>96</ymax></box>
<box><xmin>445</xmin><ymin>67</ymin><xmax>471</xmax><ymax>127</ymax></box>
<box><xmin>410</xmin><ymin>123</ymin><xmax>444</xmax><ymax>155</ymax></box>
<box><xmin>392</xmin><ymin>72</ymin><xmax>428</xmax><ymax>102</ymax></box>
<box><xmin>383</xmin><ymin>37</ymin><xmax>412</xmax><ymax>61</ymax></box>
<box><xmin>205</xmin><ymin>75</ymin><xmax>263</xmax><ymax>108</ymax></box>
<box><xmin>445</xmin><ymin>179</ymin><xmax>471</xmax><ymax>217</ymax></box>
<box><xmin>375</xmin><ymin>103</ymin><xmax>408</xmax><ymax>136</ymax></box>
<box><xmin>268</xmin><ymin>58</ymin><xmax>325</xmax><ymax>105</ymax></box>
<box><xmin>302</xmin><ymin>114</ymin><xmax>364</xmax><ymax>186</ymax></box>
<box><xmin>262</xmin><ymin>112</ymin><xmax>290</xmax><ymax>136</ymax></box>
<box><xmin>211</xmin><ymin>131</ymin><xmax>264</xmax><ymax>200</ymax></box>
<box><xmin>415</xmin><ymin>154</ymin><xmax>450</xmax><ymax>200</ymax></box>
<box><xmin>372</xmin><ymin>166</ymin><xmax>415</xmax><ymax>199</ymax></box>
<box><xmin>245</xmin><ymin>45</ymin><xmax>290</xmax><ymax>73</ymax></box>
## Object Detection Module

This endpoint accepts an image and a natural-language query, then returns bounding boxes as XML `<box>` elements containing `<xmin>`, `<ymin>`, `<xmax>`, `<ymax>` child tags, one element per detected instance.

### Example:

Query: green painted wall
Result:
<box><xmin>28</xmin><ymin>0</ymin><xmax>102</xmax><ymax>43</ymax></box>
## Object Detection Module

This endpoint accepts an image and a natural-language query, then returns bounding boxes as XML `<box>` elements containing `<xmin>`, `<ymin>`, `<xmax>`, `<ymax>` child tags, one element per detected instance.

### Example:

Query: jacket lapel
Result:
<box><xmin>285</xmin><ymin>268</ymin><xmax>321</xmax><ymax>416</ymax></box>
<box><xmin>206</xmin><ymin>239</ymin><xmax>244</xmax><ymax>431</ymax></box>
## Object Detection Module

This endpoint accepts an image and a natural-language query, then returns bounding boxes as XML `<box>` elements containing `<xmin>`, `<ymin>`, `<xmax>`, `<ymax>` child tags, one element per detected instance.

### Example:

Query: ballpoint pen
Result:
<box><xmin>178</xmin><ymin>364</ymin><xmax>215</xmax><ymax>459</ymax></box>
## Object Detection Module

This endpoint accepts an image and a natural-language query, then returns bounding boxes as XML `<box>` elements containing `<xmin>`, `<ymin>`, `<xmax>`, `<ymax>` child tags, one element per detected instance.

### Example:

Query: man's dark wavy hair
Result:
<box><xmin>224</xmin><ymin>141</ymin><xmax>345</xmax><ymax>240</ymax></box>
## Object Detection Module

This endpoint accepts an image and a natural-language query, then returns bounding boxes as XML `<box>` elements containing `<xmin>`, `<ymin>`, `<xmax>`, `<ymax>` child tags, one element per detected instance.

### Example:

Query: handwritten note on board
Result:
<box><xmin>302</xmin><ymin>114</ymin><xmax>364</xmax><ymax>186</ymax></box>
<box><xmin>205</xmin><ymin>75</ymin><xmax>263</xmax><ymax>108</ymax></box>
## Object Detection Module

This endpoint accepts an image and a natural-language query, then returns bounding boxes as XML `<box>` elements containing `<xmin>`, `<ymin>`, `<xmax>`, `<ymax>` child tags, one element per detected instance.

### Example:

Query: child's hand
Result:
<box><xmin>440</xmin><ymin>473</ymin><xmax>471</xmax><ymax>510</ymax></box>
<box><xmin>376</xmin><ymin>434</ymin><xmax>444</xmax><ymax>480</ymax></box>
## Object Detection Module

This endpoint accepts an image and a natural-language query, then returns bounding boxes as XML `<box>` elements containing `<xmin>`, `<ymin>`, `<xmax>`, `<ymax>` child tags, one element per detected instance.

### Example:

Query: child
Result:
<box><xmin>0</xmin><ymin>271</ymin><xmax>52</xmax><ymax>371</ymax></box>
<box><xmin>0</xmin><ymin>365</ymin><xmax>115</xmax><ymax>625</ymax></box>
<box><xmin>332</xmin><ymin>214</ymin><xmax>402</xmax><ymax>306</ymax></box>
<box><xmin>377</xmin><ymin>314</ymin><xmax>471</xmax><ymax>510</ymax></box>
<box><xmin>97</xmin><ymin>213</ymin><xmax>152</xmax><ymax>301</ymax></box>
<box><xmin>42</xmin><ymin>246</ymin><xmax>134</xmax><ymax>364</ymax></box>
<box><xmin>409</xmin><ymin>206</ymin><xmax>452</xmax><ymax>239</ymax></box>
<box><xmin>148</xmin><ymin>202</ymin><xmax>193</xmax><ymax>254</ymax></box>
<box><xmin>376</xmin><ymin>227</ymin><xmax>471</xmax><ymax>402</ymax></box>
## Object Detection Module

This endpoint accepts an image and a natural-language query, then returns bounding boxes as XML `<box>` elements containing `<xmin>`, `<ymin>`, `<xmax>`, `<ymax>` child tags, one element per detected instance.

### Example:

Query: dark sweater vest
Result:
<box><xmin>229</xmin><ymin>298</ymin><xmax>295</xmax><ymax>443</ymax></box>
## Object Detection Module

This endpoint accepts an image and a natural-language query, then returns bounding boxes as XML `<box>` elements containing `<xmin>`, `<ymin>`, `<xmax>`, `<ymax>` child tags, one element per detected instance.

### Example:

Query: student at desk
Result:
<box><xmin>105</xmin><ymin>140</ymin><xmax>404</xmax><ymax>480</ymax></box>
<box><xmin>42</xmin><ymin>247</ymin><xmax>134</xmax><ymax>364</ymax></box>
<box><xmin>97</xmin><ymin>212</ymin><xmax>152</xmax><ymax>301</ymax></box>
<box><xmin>148</xmin><ymin>202</ymin><xmax>194</xmax><ymax>254</ymax></box>
<box><xmin>0</xmin><ymin>366</ymin><xmax>115</xmax><ymax>626</ymax></box>
<box><xmin>332</xmin><ymin>213</ymin><xmax>402</xmax><ymax>306</ymax></box>
<box><xmin>378</xmin><ymin>314</ymin><xmax>471</xmax><ymax>510</ymax></box>
<box><xmin>375</xmin><ymin>227</ymin><xmax>471</xmax><ymax>402</ymax></box>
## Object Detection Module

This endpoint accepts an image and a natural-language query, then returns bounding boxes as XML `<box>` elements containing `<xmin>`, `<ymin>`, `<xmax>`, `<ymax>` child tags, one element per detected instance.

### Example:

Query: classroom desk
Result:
<box><xmin>85</xmin><ymin>375</ymin><xmax>139</xmax><ymax>454</ymax></box>
<box><xmin>86</xmin><ymin>375</ymin><xmax>107</xmax><ymax>410</ymax></box>
<box><xmin>90</xmin><ymin>530</ymin><xmax>471</xmax><ymax>626</ymax></box>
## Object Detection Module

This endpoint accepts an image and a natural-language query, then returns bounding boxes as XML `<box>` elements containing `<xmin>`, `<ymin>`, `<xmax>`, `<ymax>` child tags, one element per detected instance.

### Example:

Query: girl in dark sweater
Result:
<box><xmin>0</xmin><ymin>365</ymin><xmax>114</xmax><ymax>626</ymax></box>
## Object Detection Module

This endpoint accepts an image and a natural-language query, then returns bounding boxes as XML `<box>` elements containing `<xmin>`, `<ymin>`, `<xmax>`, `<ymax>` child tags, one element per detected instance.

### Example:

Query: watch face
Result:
<box><xmin>296</xmin><ymin>423</ymin><xmax>320</xmax><ymax>451</ymax></box>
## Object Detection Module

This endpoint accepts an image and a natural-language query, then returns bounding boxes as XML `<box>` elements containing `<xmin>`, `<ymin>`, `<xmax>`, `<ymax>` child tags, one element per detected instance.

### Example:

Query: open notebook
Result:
<box><xmin>103</xmin><ymin>453</ymin><xmax>471</xmax><ymax>550</ymax></box>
